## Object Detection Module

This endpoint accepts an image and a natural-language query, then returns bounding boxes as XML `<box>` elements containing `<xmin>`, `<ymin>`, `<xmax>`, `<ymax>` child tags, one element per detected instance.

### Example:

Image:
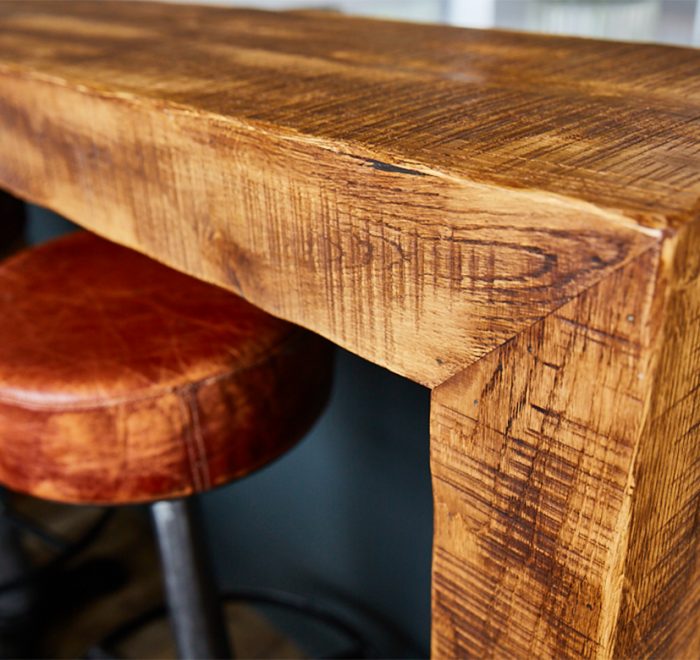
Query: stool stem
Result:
<box><xmin>151</xmin><ymin>498</ymin><xmax>232</xmax><ymax>659</ymax></box>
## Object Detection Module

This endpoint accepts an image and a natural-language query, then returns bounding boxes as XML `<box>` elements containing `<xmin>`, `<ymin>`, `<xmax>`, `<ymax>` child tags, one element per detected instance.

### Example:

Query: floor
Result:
<box><xmin>10</xmin><ymin>494</ymin><xmax>304</xmax><ymax>659</ymax></box>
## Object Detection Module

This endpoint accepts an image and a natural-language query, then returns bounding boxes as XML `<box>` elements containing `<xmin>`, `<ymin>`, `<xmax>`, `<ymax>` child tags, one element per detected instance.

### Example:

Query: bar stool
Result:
<box><xmin>0</xmin><ymin>232</ymin><xmax>333</xmax><ymax>658</ymax></box>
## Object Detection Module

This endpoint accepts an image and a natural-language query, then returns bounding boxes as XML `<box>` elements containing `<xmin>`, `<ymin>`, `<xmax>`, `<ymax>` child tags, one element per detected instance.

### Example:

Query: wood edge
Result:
<box><xmin>607</xmin><ymin>217</ymin><xmax>700</xmax><ymax>657</ymax></box>
<box><xmin>428</xmin><ymin>219</ymin><xmax>700</xmax><ymax>655</ymax></box>
<box><xmin>428</xmin><ymin>239</ymin><xmax>669</xmax><ymax>656</ymax></box>
<box><xmin>0</xmin><ymin>66</ymin><xmax>675</xmax><ymax>388</ymax></box>
<box><xmin>0</xmin><ymin>62</ymin><xmax>670</xmax><ymax>237</ymax></box>
<box><xmin>430</xmin><ymin>235</ymin><xmax>665</xmax><ymax>392</ymax></box>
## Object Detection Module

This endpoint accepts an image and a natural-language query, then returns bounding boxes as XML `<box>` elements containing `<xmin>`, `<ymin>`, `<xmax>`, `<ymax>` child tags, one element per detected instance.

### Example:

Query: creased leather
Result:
<box><xmin>0</xmin><ymin>232</ymin><xmax>332</xmax><ymax>504</ymax></box>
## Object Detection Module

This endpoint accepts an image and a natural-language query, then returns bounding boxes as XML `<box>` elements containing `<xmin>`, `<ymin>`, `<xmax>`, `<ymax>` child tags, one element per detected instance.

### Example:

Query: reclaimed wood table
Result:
<box><xmin>0</xmin><ymin>2</ymin><xmax>698</xmax><ymax>657</ymax></box>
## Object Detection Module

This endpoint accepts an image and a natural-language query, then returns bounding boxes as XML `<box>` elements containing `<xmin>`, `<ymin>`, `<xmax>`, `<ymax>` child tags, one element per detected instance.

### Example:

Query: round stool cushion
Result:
<box><xmin>0</xmin><ymin>232</ymin><xmax>332</xmax><ymax>504</ymax></box>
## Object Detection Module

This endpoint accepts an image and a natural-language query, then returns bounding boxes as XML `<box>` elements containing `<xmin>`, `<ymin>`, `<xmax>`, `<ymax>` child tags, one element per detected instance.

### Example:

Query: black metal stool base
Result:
<box><xmin>0</xmin><ymin>492</ymin><xmax>122</xmax><ymax>660</ymax></box>
<box><xmin>86</xmin><ymin>587</ymin><xmax>374</xmax><ymax>660</ymax></box>
<box><xmin>89</xmin><ymin>498</ymin><xmax>377</xmax><ymax>659</ymax></box>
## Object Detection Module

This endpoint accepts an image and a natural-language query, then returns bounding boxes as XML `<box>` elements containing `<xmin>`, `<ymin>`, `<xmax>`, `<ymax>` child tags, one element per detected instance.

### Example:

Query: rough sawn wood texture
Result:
<box><xmin>0</xmin><ymin>2</ymin><xmax>698</xmax><ymax>657</ymax></box>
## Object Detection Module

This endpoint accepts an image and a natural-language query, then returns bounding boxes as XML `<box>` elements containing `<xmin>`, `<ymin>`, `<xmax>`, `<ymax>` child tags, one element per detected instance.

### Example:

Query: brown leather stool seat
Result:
<box><xmin>0</xmin><ymin>232</ymin><xmax>332</xmax><ymax>505</ymax></box>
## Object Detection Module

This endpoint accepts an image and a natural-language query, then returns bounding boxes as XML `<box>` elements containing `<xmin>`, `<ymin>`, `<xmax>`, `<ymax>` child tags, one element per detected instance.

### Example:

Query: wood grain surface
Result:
<box><xmin>0</xmin><ymin>2</ymin><xmax>698</xmax><ymax>657</ymax></box>
<box><xmin>431</xmin><ymin>241</ymin><xmax>689</xmax><ymax>657</ymax></box>
<box><xmin>0</xmin><ymin>0</ymin><xmax>685</xmax><ymax>386</ymax></box>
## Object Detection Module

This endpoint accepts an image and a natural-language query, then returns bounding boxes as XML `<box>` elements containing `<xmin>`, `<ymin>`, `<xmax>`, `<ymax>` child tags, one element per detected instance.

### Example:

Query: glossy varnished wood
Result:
<box><xmin>0</xmin><ymin>2</ymin><xmax>698</xmax><ymax>657</ymax></box>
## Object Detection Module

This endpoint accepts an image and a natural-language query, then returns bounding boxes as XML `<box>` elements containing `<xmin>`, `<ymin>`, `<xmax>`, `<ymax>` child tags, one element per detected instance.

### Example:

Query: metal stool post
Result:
<box><xmin>151</xmin><ymin>499</ymin><xmax>232</xmax><ymax>659</ymax></box>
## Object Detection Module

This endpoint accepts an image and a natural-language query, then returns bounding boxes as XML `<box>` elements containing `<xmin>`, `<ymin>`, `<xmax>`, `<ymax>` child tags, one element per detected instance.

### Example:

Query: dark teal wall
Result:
<box><xmin>203</xmin><ymin>347</ymin><xmax>432</xmax><ymax>657</ymax></box>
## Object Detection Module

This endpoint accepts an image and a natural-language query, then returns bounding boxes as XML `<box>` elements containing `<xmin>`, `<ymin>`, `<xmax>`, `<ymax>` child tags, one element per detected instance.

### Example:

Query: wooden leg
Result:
<box><xmin>430</xmin><ymin>238</ymin><xmax>700</xmax><ymax>658</ymax></box>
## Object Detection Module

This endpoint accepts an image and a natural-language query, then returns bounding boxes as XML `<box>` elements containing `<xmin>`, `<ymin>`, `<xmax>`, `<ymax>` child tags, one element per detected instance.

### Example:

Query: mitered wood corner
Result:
<box><xmin>0</xmin><ymin>2</ymin><xmax>698</xmax><ymax>657</ymax></box>
<box><xmin>432</xmin><ymin>225</ymin><xmax>700</xmax><ymax>657</ymax></box>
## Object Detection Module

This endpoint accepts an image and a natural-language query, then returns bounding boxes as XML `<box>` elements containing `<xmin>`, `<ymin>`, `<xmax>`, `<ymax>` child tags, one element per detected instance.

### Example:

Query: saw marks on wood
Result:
<box><xmin>0</xmin><ymin>68</ymin><xmax>657</xmax><ymax>385</ymax></box>
<box><xmin>0</xmin><ymin>1</ymin><xmax>697</xmax><ymax>384</ymax></box>
<box><xmin>431</xmin><ymin>225</ymin><xmax>700</xmax><ymax>657</ymax></box>
<box><xmin>1</xmin><ymin>2</ymin><xmax>700</xmax><ymax>657</ymax></box>
<box><xmin>431</xmin><ymin>246</ymin><xmax>661</xmax><ymax>658</ymax></box>
<box><xmin>0</xmin><ymin>2</ymin><xmax>699</xmax><ymax>223</ymax></box>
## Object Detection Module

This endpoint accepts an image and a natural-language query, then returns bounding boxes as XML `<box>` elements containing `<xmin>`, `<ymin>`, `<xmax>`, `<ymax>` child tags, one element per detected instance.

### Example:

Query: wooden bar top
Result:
<box><xmin>2</xmin><ymin>4</ymin><xmax>700</xmax><ymax>658</ymax></box>
<box><xmin>0</xmin><ymin>1</ymin><xmax>699</xmax><ymax>386</ymax></box>
<box><xmin>2</xmin><ymin>1</ymin><xmax>698</xmax><ymax>222</ymax></box>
